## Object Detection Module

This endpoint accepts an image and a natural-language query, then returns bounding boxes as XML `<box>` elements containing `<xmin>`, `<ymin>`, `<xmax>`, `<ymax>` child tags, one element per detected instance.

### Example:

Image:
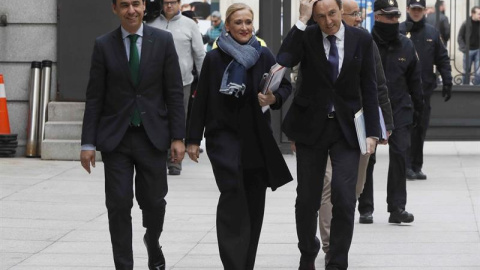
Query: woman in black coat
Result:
<box><xmin>186</xmin><ymin>3</ymin><xmax>293</xmax><ymax>270</ymax></box>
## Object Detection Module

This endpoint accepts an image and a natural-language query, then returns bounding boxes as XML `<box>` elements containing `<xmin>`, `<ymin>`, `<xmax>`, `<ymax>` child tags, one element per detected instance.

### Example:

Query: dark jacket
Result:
<box><xmin>400</xmin><ymin>18</ymin><xmax>452</xmax><ymax>94</ymax></box>
<box><xmin>81</xmin><ymin>25</ymin><xmax>185</xmax><ymax>152</ymax></box>
<box><xmin>458</xmin><ymin>18</ymin><xmax>480</xmax><ymax>53</ymax></box>
<box><xmin>277</xmin><ymin>23</ymin><xmax>380</xmax><ymax>147</ymax></box>
<box><xmin>295</xmin><ymin>41</ymin><xmax>394</xmax><ymax>132</ymax></box>
<box><xmin>372</xmin><ymin>30</ymin><xmax>424</xmax><ymax>129</ymax></box>
<box><xmin>372</xmin><ymin>42</ymin><xmax>394</xmax><ymax>131</ymax></box>
<box><xmin>187</xmin><ymin>46</ymin><xmax>293</xmax><ymax>191</ymax></box>
<box><xmin>425</xmin><ymin>12</ymin><xmax>450</xmax><ymax>45</ymax></box>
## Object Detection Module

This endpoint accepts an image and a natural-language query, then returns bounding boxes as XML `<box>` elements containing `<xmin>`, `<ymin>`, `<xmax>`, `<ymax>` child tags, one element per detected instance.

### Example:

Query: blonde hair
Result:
<box><xmin>225</xmin><ymin>3</ymin><xmax>254</xmax><ymax>24</ymax></box>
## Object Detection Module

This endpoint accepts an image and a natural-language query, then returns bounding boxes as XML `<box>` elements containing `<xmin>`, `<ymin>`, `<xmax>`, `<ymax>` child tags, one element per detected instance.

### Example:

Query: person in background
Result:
<box><xmin>458</xmin><ymin>6</ymin><xmax>480</xmax><ymax>85</ymax></box>
<box><xmin>372</xmin><ymin>0</ymin><xmax>424</xmax><ymax>225</ymax></box>
<box><xmin>80</xmin><ymin>0</ymin><xmax>185</xmax><ymax>269</ymax></box>
<box><xmin>148</xmin><ymin>0</ymin><xmax>206</xmax><ymax>175</ymax></box>
<box><xmin>400</xmin><ymin>0</ymin><xmax>452</xmax><ymax>181</ymax></box>
<box><xmin>187</xmin><ymin>4</ymin><xmax>293</xmax><ymax>269</ymax></box>
<box><xmin>180</xmin><ymin>3</ymin><xmax>191</xmax><ymax>11</ymax></box>
<box><xmin>206</xmin><ymin>11</ymin><xmax>224</xmax><ymax>51</ymax></box>
<box><xmin>425</xmin><ymin>0</ymin><xmax>450</xmax><ymax>46</ymax></box>
<box><xmin>278</xmin><ymin>0</ymin><xmax>380</xmax><ymax>268</ymax></box>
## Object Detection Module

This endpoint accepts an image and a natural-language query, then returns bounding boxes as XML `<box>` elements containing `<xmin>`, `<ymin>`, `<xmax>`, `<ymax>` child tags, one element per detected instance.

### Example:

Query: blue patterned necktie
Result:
<box><xmin>327</xmin><ymin>35</ymin><xmax>338</xmax><ymax>113</ymax></box>
<box><xmin>327</xmin><ymin>35</ymin><xmax>339</xmax><ymax>83</ymax></box>
<box><xmin>128</xmin><ymin>34</ymin><xmax>141</xmax><ymax>126</ymax></box>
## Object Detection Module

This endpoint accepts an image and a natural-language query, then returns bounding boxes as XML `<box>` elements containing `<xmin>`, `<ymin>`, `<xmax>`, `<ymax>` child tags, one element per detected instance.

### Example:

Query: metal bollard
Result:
<box><xmin>37</xmin><ymin>60</ymin><xmax>52</xmax><ymax>156</ymax></box>
<box><xmin>25</xmin><ymin>62</ymin><xmax>42</xmax><ymax>157</ymax></box>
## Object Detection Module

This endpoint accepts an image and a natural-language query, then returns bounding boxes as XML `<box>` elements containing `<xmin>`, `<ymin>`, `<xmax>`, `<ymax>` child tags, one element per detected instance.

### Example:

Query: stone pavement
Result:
<box><xmin>1</xmin><ymin>141</ymin><xmax>479</xmax><ymax>269</ymax></box>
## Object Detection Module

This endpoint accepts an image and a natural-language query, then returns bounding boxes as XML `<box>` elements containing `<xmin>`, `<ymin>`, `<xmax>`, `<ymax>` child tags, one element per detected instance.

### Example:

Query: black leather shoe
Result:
<box><xmin>406</xmin><ymin>168</ymin><xmax>417</xmax><ymax>180</ymax></box>
<box><xmin>299</xmin><ymin>260</ymin><xmax>316</xmax><ymax>270</ymax></box>
<box><xmin>416</xmin><ymin>170</ymin><xmax>427</xmax><ymax>180</ymax></box>
<box><xmin>389</xmin><ymin>210</ymin><xmax>414</xmax><ymax>224</ymax></box>
<box><xmin>143</xmin><ymin>234</ymin><xmax>165</xmax><ymax>270</ymax></box>
<box><xmin>168</xmin><ymin>167</ymin><xmax>181</xmax><ymax>176</ymax></box>
<box><xmin>359</xmin><ymin>212</ymin><xmax>373</xmax><ymax>224</ymax></box>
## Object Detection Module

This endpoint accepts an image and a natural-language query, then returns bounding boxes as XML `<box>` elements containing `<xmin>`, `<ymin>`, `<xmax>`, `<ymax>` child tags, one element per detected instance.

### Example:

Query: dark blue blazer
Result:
<box><xmin>81</xmin><ymin>24</ymin><xmax>185</xmax><ymax>152</ymax></box>
<box><xmin>277</xmin><ymin>23</ymin><xmax>380</xmax><ymax>147</ymax></box>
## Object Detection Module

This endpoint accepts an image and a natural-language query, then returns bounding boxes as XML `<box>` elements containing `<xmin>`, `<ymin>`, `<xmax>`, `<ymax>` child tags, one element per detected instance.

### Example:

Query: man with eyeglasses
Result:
<box><xmin>148</xmin><ymin>0</ymin><xmax>205</xmax><ymax>176</ymax></box>
<box><xmin>399</xmin><ymin>0</ymin><xmax>452</xmax><ymax>181</ymax></box>
<box><xmin>372</xmin><ymin>0</ymin><xmax>423</xmax><ymax>224</ymax></box>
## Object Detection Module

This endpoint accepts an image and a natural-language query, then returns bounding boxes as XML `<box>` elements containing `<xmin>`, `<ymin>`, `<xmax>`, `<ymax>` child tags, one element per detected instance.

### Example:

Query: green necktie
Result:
<box><xmin>128</xmin><ymin>34</ymin><xmax>141</xmax><ymax>126</ymax></box>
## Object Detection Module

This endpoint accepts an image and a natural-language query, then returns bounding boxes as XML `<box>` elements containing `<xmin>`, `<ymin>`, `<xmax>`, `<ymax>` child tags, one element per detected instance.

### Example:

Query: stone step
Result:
<box><xmin>48</xmin><ymin>102</ymin><xmax>85</xmax><ymax>122</ymax></box>
<box><xmin>44</xmin><ymin>121</ymin><xmax>82</xmax><ymax>140</ymax></box>
<box><xmin>41</xmin><ymin>139</ymin><xmax>102</xmax><ymax>161</ymax></box>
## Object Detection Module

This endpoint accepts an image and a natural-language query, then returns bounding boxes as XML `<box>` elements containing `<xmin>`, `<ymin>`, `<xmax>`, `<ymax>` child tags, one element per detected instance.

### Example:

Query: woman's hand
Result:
<box><xmin>187</xmin><ymin>144</ymin><xmax>200</xmax><ymax>163</ymax></box>
<box><xmin>258</xmin><ymin>90</ymin><xmax>276</xmax><ymax>107</ymax></box>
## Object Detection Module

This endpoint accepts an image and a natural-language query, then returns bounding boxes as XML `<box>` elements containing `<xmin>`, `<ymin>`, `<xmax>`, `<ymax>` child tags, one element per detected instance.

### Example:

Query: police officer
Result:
<box><xmin>372</xmin><ymin>0</ymin><xmax>423</xmax><ymax>223</ymax></box>
<box><xmin>400</xmin><ymin>0</ymin><xmax>452</xmax><ymax>181</ymax></box>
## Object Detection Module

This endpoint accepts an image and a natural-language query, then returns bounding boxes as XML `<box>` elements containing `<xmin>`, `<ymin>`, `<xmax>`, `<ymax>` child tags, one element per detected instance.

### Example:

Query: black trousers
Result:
<box><xmin>216</xmin><ymin>168</ymin><xmax>268</xmax><ymax>270</ymax></box>
<box><xmin>408</xmin><ymin>93</ymin><xmax>432</xmax><ymax>172</ymax></box>
<box><xmin>387</xmin><ymin>125</ymin><xmax>411</xmax><ymax>212</ymax></box>
<box><xmin>296</xmin><ymin>118</ymin><xmax>359</xmax><ymax>270</ymax></box>
<box><xmin>357</xmin><ymin>150</ymin><xmax>376</xmax><ymax>215</ymax></box>
<box><xmin>101</xmin><ymin>127</ymin><xmax>168</xmax><ymax>270</ymax></box>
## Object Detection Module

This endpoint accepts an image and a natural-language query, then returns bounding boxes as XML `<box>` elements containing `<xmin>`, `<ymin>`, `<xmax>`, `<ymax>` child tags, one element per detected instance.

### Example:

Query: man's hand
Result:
<box><xmin>379</xmin><ymin>130</ymin><xmax>391</xmax><ymax>145</ymax></box>
<box><xmin>442</xmin><ymin>84</ymin><xmax>452</xmax><ymax>102</ymax></box>
<box><xmin>258</xmin><ymin>90</ymin><xmax>276</xmax><ymax>107</ymax></box>
<box><xmin>366</xmin><ymin>137</ymin><xmax>377</xmax><ymax>155</ymax></box>
<box><xmin>299</xmin><ymin>0</ymin><xmax>316</xmax><ymax>25</ymax></box>
<box><xmin>187</xmin><ymin>144</ymin><xmax>200</xmax><ymax>163</ymax></box>
<box><xmin>80</xmin><ymin>150</ymin><xmax>96</xmax><ymax>174</ymax></box>
<box><xmin>170</xmin><ymin>140</ymin><xmax>185</xmax><ymax>164</ymax></box>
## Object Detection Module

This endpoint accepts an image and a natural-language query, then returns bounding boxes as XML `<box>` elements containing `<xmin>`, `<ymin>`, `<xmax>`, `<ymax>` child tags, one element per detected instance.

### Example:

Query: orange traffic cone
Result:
<box><xmin>0</xmin><ymin>74</ymin><xmax>11</xmax><ymax>134</ymax></box>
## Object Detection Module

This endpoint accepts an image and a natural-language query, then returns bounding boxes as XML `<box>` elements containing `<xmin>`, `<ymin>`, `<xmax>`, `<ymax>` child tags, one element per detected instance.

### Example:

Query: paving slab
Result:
<box><xmin>1</xmin><ymin>141</ymin><xmax>479</xmax><ymax>269</ymax></box>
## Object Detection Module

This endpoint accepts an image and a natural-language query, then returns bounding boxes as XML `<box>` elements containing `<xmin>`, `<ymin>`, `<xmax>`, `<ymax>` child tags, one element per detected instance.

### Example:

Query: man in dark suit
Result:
<box><xmin>277</xmin><ymin>0</ymin><xmax>380</xmax><ymax>269</ymax></box>
<box><xmin>79</xmin><ymin>0</ymin><xmax>185</xmax><ymax>269</ymax></box>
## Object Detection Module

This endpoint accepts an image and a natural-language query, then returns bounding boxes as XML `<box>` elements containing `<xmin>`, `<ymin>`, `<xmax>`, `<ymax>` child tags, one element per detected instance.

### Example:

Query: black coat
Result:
<box><xmin>277</xmin><ymin>23</ymin><xmax>380</xmax><ymax>147</ymax></box>
<box><xmin>425</xmin><ymin>12</ymin><xmax>450</xmax><ymax>45</ymax></box>
<box><xmin>187</xmin><ymin>46</ymin><xmax>293</xmax><ymax>191</ymax></box>
<box><xmin>81</xmin><ymin>25</ymin><xmax>185</xmax><ymax>152</ymax></box>
<box><xmin>400</xmin><ymin>19</ymin><xmax>452</xmax><ymax>94</ymax></box>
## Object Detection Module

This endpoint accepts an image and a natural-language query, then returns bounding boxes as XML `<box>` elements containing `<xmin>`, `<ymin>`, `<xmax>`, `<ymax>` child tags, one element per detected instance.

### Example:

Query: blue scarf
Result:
<box><xmin>217</xmin><ymin>29</ymin><xmax>261</xmax><ymax>98</ymax></box>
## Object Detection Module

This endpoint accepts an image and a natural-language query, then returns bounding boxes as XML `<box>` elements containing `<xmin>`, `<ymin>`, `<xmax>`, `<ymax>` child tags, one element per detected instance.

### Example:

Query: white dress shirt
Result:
<box><xmin>296</xmin><ymin>20</ymin><xmax>345</xmax><ymax>76</ymax></box>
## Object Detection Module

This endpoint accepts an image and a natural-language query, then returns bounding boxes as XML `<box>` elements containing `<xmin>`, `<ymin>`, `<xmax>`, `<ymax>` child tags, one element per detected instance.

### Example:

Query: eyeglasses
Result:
<box><xmin>343</xmin><ymin>11</ymin><xmax>362</xmax><ymax>18</ymax></box>
<box><xmin>163</xmin><ymin>1</ymin><xmax>178</xmax><ymax>6</ymax></box>
<box><xmin>378</xmin><ymin>13</ymin><xmax>401</xmax><ymax>19</ymax></box>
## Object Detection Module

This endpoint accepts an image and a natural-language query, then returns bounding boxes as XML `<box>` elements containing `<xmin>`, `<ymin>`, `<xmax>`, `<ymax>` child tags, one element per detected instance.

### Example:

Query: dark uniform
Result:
<box><xmin>400</xmin><ymin>1</ymin><xmax>453</xmax><ymax>180</ymax></box>
<box><xmin>372</xmin><ymin>0</ymin><xmax>423</xmax><ymax>221</ymax></box>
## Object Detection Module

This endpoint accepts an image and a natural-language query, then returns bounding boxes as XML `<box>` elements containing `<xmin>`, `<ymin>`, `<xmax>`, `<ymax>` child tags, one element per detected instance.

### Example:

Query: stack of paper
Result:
<box><xmin>354</xmin><ymin>107</ymin><xmax>389</xmax><ymax>154</ymax></box>
<box><xmin>261</xmin><ymin>63</ymin><xmax>286</xmax><ymax>112</ymax></box>
<box><xmin>354</xmin><ymin>109</ymin><xmax>367</xmax><ymax>155</ymax></box>
<box><xmin>261</xmin><ymin>63</ymin><xmax>286</xmax><ymax>94</ymax></box>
